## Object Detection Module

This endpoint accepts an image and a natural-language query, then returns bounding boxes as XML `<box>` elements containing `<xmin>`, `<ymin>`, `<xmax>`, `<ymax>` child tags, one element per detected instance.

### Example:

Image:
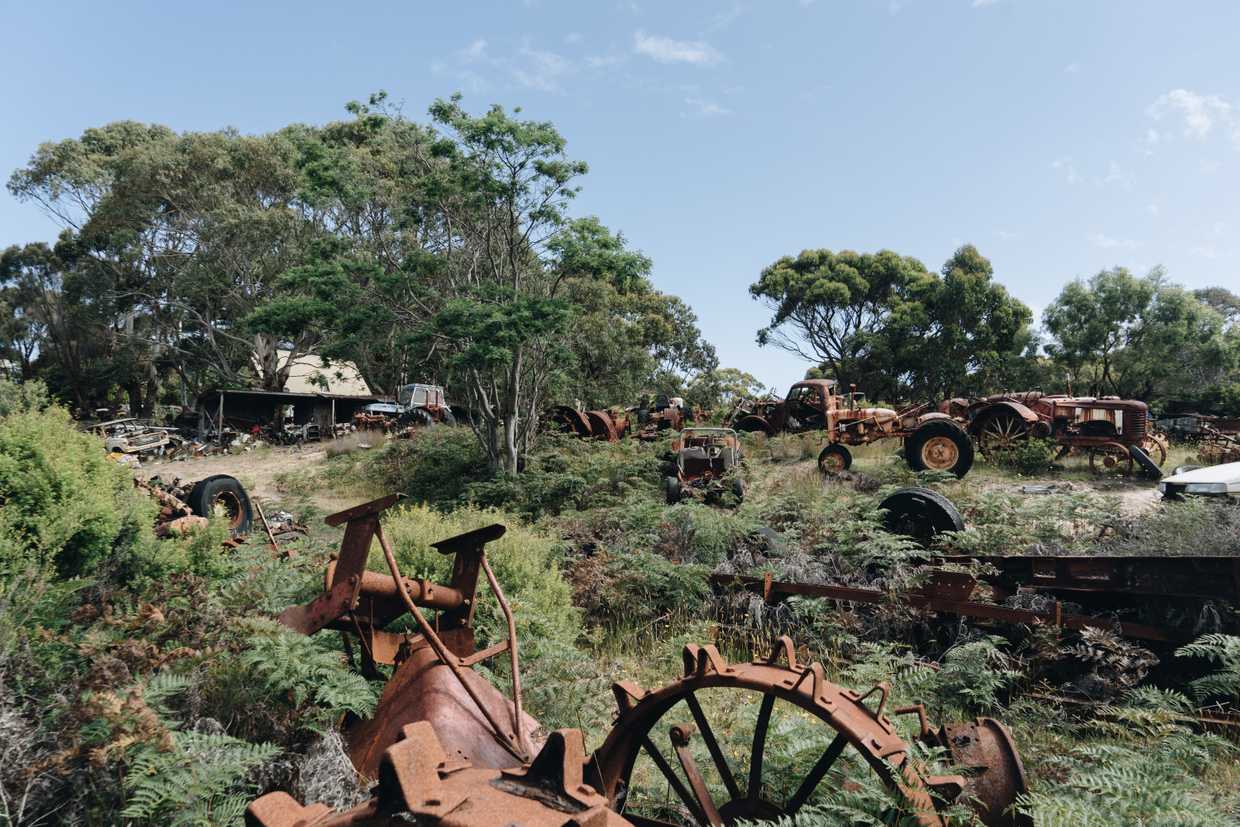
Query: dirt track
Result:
<box><xmin>143</xmin><ymin>445</ymin><xmax>327</xmax><ymax>504</ymax></box>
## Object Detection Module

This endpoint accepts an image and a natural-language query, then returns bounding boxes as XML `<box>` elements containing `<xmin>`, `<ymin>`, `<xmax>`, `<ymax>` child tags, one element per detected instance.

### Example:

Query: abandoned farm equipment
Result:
<box><xmin>355</xmin><ymin>383</ymin><xmax>455</xmax><ymax>432</ymax></box>
<box><xmin>247</xmin><ymin>494</ymin><xmax>1032</xmax><ymax>827</ymax></box>
<box><xmin>548</xmin><ymin>395</ymin><xmax>689</xmax><ymax>443</ymax></box>
<box><xmin>664</xmin><ymin>427</ymin><xmax>746</xmax><ymax>505</ymax></box>
<box><xmin>727</xmin><ymin>379</ymin><xmax>975</xmax><ymax>478</ymax></box>
<box><xmin>943</xmin><ymin>392</ymin><xmax>1167</xmax><ymax>477</ymax></box>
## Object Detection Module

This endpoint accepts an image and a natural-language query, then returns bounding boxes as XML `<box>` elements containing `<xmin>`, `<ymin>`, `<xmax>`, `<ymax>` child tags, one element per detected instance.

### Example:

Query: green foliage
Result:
<box><xmin>0</xmin><ymin>401</ymin><xmax>159</xmax><ymax>578</ymax></box>
<box><xmin>1175</xmin><ymin>634</ymin><xmax>1240</xmax><ymax>702</ymax></box>
<box><xmin>381</xmin><ymin>504</ymin><xmax>579</xmax><ymax>653</ymax></box>
<box><xmin>937</xmin><ymin>487</ymin><xmax>1113</xmax><ymax>555</ymax></box>
<box><xmin>1015</xmin><ymin>688</ymin><xmax>1239</xmax><ymax>825</ymax></box>
<box><xmin>934</xmin><ymin>636</ymin><xmax>1021</xmax><ymax>712</ymax></box>
<box><xmin>985</xmin><ymin>436</ymin><xmax>1056</xmax><ymax>475</ymax></box>
<box><xmin>239</xmin><ymin>623</ymin><xmax>378</xmax><ymax>730</ymax></box>
<box><xmin>751</xmin><ymin>245</ymin><xmax>1032</xmax><ymax>400</ymax></box>
<box><xmin>122</xmin><ymin>729</ymin><xmax>279</xmax><ymax>826</ymax></box>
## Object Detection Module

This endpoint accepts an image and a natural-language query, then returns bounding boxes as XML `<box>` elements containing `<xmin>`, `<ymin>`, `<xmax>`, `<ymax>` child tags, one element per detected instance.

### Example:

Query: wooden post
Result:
<box><xmin>217</xmin><ymin>392</ymin><xmax>225</xmax><ymax>446</ymax></box>
<box><xmin>331</xmin><ymin>397</ymin><xmax>337</xmax><ymax>440</ymax></box>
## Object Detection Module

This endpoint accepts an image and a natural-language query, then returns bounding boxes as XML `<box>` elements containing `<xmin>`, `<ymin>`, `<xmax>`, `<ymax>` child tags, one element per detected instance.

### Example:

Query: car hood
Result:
<box><xmin>1161</xmin><ymin>461</ymin><xmax>1240</xmax><ymax>485</ymax></box>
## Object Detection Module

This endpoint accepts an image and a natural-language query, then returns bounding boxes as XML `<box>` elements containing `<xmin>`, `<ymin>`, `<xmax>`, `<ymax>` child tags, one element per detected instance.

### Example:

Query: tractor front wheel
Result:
<box><xmin>817</xmin><ymin>443</ymin><xmax>852</xmax><ymax>474</ymax></box>
<box><xmin>905</xmin><ymin>421</ymin><xmax>974</xmax><ymax>478</ymax></box>
<box><xmin>664</xmin><ymin>475</ymin><xmax>683</xmax><ymax>504</ymax></box>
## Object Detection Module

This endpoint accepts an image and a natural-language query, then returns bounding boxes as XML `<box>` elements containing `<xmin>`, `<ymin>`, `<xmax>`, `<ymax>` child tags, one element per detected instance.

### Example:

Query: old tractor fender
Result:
<box><xmin>914</xmin><ymin>411</ymin><xmax>955</xmax><ymax>427</ymax></box>
<box><xmin>547</xmin><ymin>405</ymin><xmax>592</xmax><ymax>438</ymax></box>
<box><xmin>733</xmin><ymin>414</ymin><xmax>776</xmax><ymax>435</ymax></box>
<box><xmin>967</xmin><ymin>400</ymin><xmax>1041</xmax><ymax>435</ymax></box>
<box><xmin>585</xmin><ymin>410</ymin><xmax>623</xmax><ymax>442</ymax></box>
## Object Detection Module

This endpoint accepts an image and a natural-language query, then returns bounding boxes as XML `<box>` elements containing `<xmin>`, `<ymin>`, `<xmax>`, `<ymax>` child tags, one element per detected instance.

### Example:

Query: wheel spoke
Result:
<box><xmin>640</xmin><ymin>736</ymin><xmax>706</xmax><ymax>824</ymax></box>
<box><xmin>685</xmin><ymin>693</ymin><xmax>742</xmax><ymax>801</ymax></box>
<box><xmin>670</xmin><ymin>726</ymin><xmax>723</xmax><ymax>826</ymax></box>
<box><xmin>786</xmin><ymin>733</ymin><xmax>849</xmax><ymax>814</ymax></box>
<box><xmin>747</xmin><ymin>693</ymin><xmax>776</xmax><ymax>803</ymax></box>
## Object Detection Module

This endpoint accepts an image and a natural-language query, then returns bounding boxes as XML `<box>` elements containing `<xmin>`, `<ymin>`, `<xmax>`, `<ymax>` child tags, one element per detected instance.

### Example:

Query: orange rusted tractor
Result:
<box><xmin>246</xmin><ymin>495</ymin><xmax>1031</xmax><ymax>827</ymax></box>
<box><xmin>728</xmin><ymin>379</ymin><xmax>975</xmax><ymax>478</ymax></box>
<box><xmin>943</xmin><ymin>391</ymin><xmax>1167</xmax><ymax>476</ymax></box>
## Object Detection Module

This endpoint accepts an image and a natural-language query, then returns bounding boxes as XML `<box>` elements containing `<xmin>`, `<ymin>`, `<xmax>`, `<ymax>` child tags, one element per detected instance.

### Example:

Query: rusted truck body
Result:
<box><xmin>664</xmin><ymin>427</ymin><xmax>745</xmax><ymax>504</ymax></box>
<box><xmin>728</xmin><ymin>379</ymin><xmax>975</xmax><ymax>477</ymax></box>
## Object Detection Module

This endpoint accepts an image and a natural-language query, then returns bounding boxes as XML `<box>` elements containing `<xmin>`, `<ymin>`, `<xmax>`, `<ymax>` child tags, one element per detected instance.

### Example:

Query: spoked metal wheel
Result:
<box><xmin>1088</xmin><ymin>442</ymin><xmax>1134</xmax><ymax>476</ymax></box>
<box><xmin>977</xmin><ymin>410</ymin><xmax>1029</xmax><ymax>455</ymax></box>
<box><xmin>588</xmin><ymin>639</ymin><xmax>950</xmax><ymax>826</ymax></box>
<box><xmin>1141</xmin><ymin>433</ymin><xmax>1168</xmax><ymax>466</ymax></box>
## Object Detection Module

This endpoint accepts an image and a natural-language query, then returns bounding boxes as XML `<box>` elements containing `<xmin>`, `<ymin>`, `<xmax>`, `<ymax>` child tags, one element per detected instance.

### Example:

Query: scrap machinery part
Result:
<box><xmin>587</xmin><ymin>637</ymin><xmax>1030</xmax><ymax>826</ymax></box>
<box><xmin>276</xmin><ymin>495</ymin><xmax>536</xmax><ymax>776</ymax></box>
<box><xmin>247</xmin><ymin>637</ymin><xmax>1030</xmax><ymax>827</ymax></box>
<box><xmin>246</xmin><ymin>722</ymin><xmax>633</xmax><ymax>827</ymax></box>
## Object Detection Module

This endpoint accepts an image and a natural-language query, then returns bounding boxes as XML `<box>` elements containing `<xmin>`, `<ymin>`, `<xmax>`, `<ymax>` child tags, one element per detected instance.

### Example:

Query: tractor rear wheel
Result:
<box><xmin>817</xmin><ymin>444</ymin><xmax>852</xmax><ymax>474</ymax></box>
<box><xmin>879</xmin><ymin>487</ymin><xmax>965</xmax><ymax>547</ymax></box>
<box><xmin>975</xmin><ymin>409</ymin><xmax>1030</xmax><ymax>456</ymax></box>
<box><xmin>905</xmin><ymin>421</ymin><xmax>974</xmax><ymax>478</ymax></box>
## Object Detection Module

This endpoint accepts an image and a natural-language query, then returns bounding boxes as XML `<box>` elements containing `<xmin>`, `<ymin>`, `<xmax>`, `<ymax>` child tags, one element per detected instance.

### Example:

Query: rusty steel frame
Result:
<box><xmin>711</xmin><ymin>573</ymin><xmax>1178</xmax><ymax>643</ymax></box>
<box><xmin>276</xmin><ymin>495</ymin><xmax>532</xmax><ymax>769</ymax></box>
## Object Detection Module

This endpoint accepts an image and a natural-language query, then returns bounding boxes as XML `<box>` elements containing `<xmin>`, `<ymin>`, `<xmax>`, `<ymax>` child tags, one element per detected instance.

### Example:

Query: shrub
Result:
<box><xmin>987</xmin><ymin>437</ymin><xmax>1057</xmax><ymax>475</ymax></box>
<box><xmin>1176</xmin><ymin>634</ymin><xmax>1240</xmax><ymax>702</ymax></box>
<box><xmin>0</xmin><ymin>402</ymin><xmax>159</xmax><ymax>579</ymax></box>
<box><xmin>380</xmin><ymin>504</ymin><xmax>579</xmax><ymax>653</ymax></box>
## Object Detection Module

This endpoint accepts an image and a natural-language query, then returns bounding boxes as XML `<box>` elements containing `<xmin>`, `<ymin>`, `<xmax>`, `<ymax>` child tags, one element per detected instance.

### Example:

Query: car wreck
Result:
<box><xmin>664</xmin><ymin>426</ymin><xmax>746</xmax><ymax>505</ymax></box>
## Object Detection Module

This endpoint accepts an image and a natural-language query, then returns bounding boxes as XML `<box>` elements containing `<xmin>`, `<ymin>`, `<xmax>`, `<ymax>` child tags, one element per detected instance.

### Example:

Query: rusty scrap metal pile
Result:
<box><xmin>245</xmin><ymin>495</ymin><xmax>1032</xmax><ymax>826</ymax></box>
<box><xmin>548</xmin><ymin>396</ymin><xmax>689</xmax><ymax>443</ymax></box>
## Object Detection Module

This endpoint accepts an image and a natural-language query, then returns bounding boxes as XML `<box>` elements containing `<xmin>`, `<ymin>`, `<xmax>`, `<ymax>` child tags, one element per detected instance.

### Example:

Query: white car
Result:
<box><xmin>1158</xmin><ymin>461</ymin><xmax>1240</xmax><ymax>499</ymax></box>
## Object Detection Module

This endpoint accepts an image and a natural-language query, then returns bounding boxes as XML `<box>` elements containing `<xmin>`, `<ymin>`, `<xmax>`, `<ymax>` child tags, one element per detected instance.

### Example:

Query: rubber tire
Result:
<box><xmin>817</xmin><ymin>444</ymin><xmax>853</xmax><ymax>474</ymax></box>
<box><xmin>188</xmin><ymin>474</ymin><xmax>253</xmax><ymax>537</ymax></box>
<box><xmin>879</xmin><ymin>486</ymin><xmax>965</xmax><ymax>548</ymax></box>
<box><xmin>905</xmin><ymin>420</ymin><xmax>974</xmax><ymax>478</ymax></box>
<box><xmin>730</xmin><ymin>477</ymin><xmax>747</xmax><ymax>502</ymax></box>
<box><xmin>735</xmin><ymin>415</ymin><xmax>775</xmax><ymax>435</ymax></box>
<box><xmin>664</xmin><ymin>476</ymin><xmax>682</xmax><ymax>505</ymax></box>
<box><xmin>442</xmin><ymin>408</ymin><xmax>457</xmax><ymax>426</ymax></box>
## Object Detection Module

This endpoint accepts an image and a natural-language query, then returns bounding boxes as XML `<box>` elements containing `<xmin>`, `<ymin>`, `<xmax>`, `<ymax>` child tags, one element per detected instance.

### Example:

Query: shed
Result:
<box><xmin>197</xmin><ymin>389</ymin><xmax>382</xmax><ymax>440</ymax></box>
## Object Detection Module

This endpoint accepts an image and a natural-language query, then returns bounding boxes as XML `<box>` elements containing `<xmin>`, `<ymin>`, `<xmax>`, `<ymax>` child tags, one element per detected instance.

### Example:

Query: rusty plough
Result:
<box><xmin>247</xmin><ymin>495</ymin><xmax>1031</xmax><ymax>826</ymax></box>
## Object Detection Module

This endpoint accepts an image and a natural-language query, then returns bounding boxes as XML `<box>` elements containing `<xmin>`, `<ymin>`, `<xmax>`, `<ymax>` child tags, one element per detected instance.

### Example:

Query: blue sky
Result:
<box><xmin>2</xmin><ymin>0</ymin><xmax>1237</xmax><ymax>391</ymax></box>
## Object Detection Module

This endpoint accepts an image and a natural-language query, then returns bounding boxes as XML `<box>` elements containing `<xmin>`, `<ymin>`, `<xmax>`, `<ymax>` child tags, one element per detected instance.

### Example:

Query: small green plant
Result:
<box><xmin>1176</xmin><ymin>633</ymin><xmax>1240</xmax><ymax>702</ymax></box>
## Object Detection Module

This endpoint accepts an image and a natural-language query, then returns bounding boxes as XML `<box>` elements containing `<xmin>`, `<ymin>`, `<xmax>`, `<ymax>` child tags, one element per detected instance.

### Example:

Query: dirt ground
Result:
<box><xmin>141</xmin><ymin>444</ymin><xmax>338</xmax><ymax>508</ymax></box>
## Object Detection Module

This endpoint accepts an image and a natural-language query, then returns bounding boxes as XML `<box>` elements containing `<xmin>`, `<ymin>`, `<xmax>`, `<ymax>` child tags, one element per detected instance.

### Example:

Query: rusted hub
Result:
<box><xmin>920</xmin><ymin>436</ymin><xmax>960</xmax><ymax>471</ymax></box>
<box><xmin>211</xmin><ymin>490</ymin><xmax>245</xmax><ymax>530</ymax></box>
<box><xmin>820</xmin><ymin>451</ymin><xmax>846</xmax><ymax>473</ymax></box>
<box><xmin>1089</xmin><ymin>442</ymin><xmax>1133</xmax><ymax>476</ymax></box>
<box><xmin>929</xmin><ymin>718</ymin><xmax>1031</xmax><ymax>827</ymax></box>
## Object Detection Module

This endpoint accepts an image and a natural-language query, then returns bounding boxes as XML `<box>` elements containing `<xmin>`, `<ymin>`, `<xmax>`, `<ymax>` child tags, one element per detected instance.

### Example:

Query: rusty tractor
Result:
<box><xmin>727</xmin><ymin>379</ymin><xmax>975</xmax><ymax>478</ymax></box>
<box><xmin>246</xmin><ymin>494</ymin><xmax>1031</xmax><ymax>827</ymax></box>
<box><xmin>548</xmin><ymin>395</ymin><xmax>688</xmax><ymax>443</ymax></box>
<box><xmin>664</xmin><ymin>427</ymin><xmax>746</xmax><ymax>505</ymax></box>
<box><xmin>942</xmin><ymin>392</ymin><xmax>1167</xmax><ymax>476</ymax></box>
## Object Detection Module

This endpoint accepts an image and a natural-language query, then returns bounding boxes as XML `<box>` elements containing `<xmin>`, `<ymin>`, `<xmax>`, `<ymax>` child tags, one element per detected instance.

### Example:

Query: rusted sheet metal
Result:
<box><xmin>247</xmin><ymin>723</ymin><xmax>632</xmax><ymax>827</ymax></box>
<box><xmin>711</xmin><ymin>573</ymin><xmax>1177</xmax><ymax>642</ymax></box>
<box><xmin>347</xmin><ymin>642</ymin><xmax>540</xmax><ymax>777</ymax></box>
<box><xmin>585</xmin><ymin>409</ymin><xmax>624</xmax><ymax>441</ymax></box>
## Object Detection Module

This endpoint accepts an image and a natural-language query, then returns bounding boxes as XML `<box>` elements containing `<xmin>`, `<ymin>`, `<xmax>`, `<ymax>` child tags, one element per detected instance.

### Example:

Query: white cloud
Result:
<box><xmin>684</xmin><ymin>97</ymin><xmax>733</xmax><ymax>117</ymax></box>
<box><xmin>972</xmin><ymin>0</ymin><xmax>1001</xmax><ymax>7</ymax></box>
<box><xmin>460</xmin><ymin>39</ymin><xmax>488</xmax><ymax>61</ymax></box>
<box><xmin>1064</xmin><ymin>62</ymin><xmax>1080</xmax><ymax>74</ymax></box>
<box><xmin>1190</xmin><ymin>244</ymin><xmax>1219</xmax><ymax>259</ymax></box>
<box><xmin>1147</xmin><ymin>89</ymin><xmax>1238</xmax><ymax>145</ymax></box>
<box><xmin>1101</xmin><ymin>160</ymin><xmax>1134</xmax><ymax>189</ymax></box>
<box><xmin>564</xmin><ymin>32</ymin><xmax>582</xmax><ymax>45</ymax></box>
<box><xmin>1146</xmin><ymin>202</ymin><xmax>1160</xmax><ymax>216</ymax></box>
<box><xmin>710</xmin><ymin>1</ymin><xmax>746</xmax><ymax>30</ymax></box>
<box><xmin>633</xmin><ymin>31</ymin><xmax>722</xmax><ymax>65</ymax></box>
<box><xmin>434</xmin><ymin>39</ymin><xmax>573</xmax><ymax>94</ymax></box>
<box><xmin>997</xmin><ymin>229</ymin><xmax>1019</xmax><ymax>241</ymax></box>
<box><xmin>586</xmin><ymin>53</ymin><xmax>625</xmax><ymax>69</ymax></box>
<box><xmin>1050</xmin><ymin>156</ymin><xmax>1080</xmax><ymax>184</ymax></box>
<box><xmin>511</xmin><ymin>46</ymin><xmax>571</xmax><ymax>92</ymax></box>
<box><xmin>1088</xmin><ymin>232</ymin><xmax>1141</xmax><ymax>250</ymax></box>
